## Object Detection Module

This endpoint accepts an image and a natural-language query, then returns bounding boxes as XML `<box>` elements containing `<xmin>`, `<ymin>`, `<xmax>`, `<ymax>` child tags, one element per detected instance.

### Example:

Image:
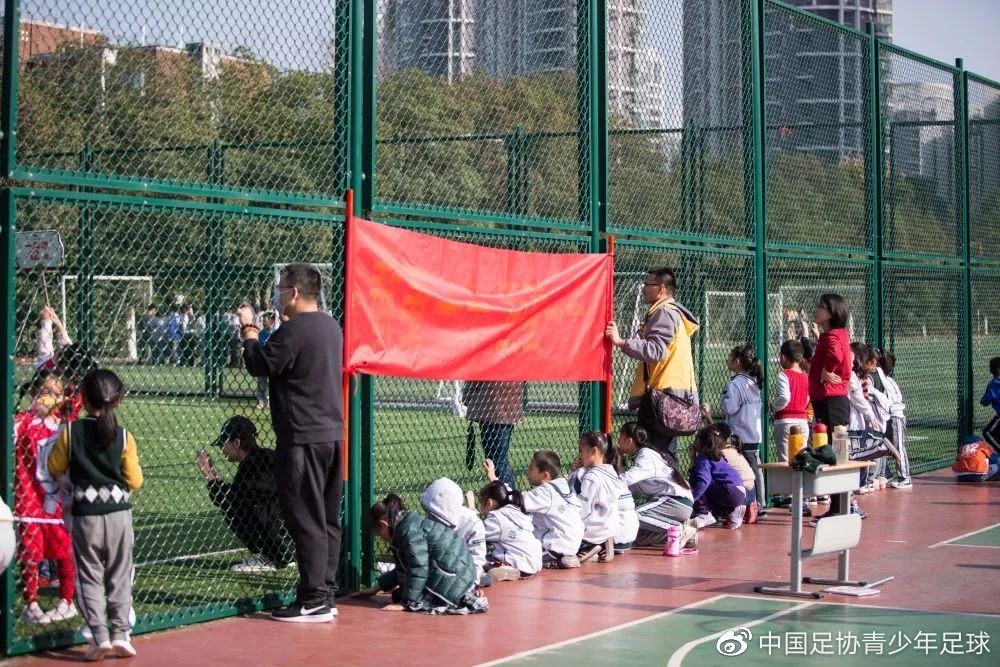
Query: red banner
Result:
<box><xmin>344</xmin><ymin>217</ymin><xmax>612</xmax><ymax>381</ymax></box>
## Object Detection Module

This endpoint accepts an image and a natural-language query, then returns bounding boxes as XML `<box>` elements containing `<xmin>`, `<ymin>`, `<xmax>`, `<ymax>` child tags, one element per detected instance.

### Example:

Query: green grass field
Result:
<box><xmin>8</xmin><ymin>334</ymin><xmax>993</xmax><ymax>651</ymax></box>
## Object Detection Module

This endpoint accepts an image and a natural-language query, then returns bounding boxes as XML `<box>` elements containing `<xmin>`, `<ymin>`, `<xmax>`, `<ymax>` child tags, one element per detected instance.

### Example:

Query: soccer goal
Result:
<box><xmin>703</xmin><ymin>291</ymin><xmax>786</xmax><ymax>350</ymax></box>
<box><xmin>60</xmin><ymin>275</ymin><xmax>154</xmax><ymax>362</ymax></box>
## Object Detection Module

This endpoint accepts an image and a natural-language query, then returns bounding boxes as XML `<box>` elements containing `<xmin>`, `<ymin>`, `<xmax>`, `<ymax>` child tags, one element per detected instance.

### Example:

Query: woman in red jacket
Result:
<box><xmin>809</xmin><ymin>293</ymin><xmax>853</xmax><ymax>515</ymax></box>
<box><xmin>808</xmin><ymin>293</ymin><xmax>852</xmax><ymax>430</ymax></box>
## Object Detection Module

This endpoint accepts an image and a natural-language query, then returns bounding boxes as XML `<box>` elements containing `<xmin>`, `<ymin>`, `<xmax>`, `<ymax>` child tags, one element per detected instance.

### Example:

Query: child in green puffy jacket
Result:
<box><xmin>358</xmin><ymin>494</ymin><xmax>488</xmax><ymax>615</ymax></box>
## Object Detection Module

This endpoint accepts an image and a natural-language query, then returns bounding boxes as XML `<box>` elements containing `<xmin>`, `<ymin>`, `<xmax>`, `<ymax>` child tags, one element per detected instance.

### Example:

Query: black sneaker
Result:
<box><xmin>770</xmin><ymin>495</ymin><xmax>792</xmax><ymax>509</ymax></box>
<box><xmin>270</xmin><ymin>602</ymin><xmax>334</xmax><ymax>623</ymax></box>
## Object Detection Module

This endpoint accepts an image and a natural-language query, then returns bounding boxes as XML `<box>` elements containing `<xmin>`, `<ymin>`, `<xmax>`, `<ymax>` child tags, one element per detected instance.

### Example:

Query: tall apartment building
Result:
<box><xmin>378</xmin><ymin>0</ymin><xmax>667</xmax><ymax>129</ymax></box>
<box><xmin>684</xmin><ymin>0</ymin><xmax>893</xmax><ymax>161</ymax></box>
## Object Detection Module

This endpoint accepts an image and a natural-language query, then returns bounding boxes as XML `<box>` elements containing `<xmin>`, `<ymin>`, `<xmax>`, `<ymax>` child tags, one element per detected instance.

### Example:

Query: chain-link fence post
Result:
<box><xmin>204</xmin><ymin>139</ymin><xmax>225</xmax><ymax>396</ymax></box>
<box><xmin>578</xmin><ymin>0</ymin><xmax>606</xmax><ymax>433</ymax></box>
<box><xmin>1</xmin><ymin>190</ymin><xmax>16</xmax><ymax>657</ymax></box>
<box><xmin>76</xmin><ymin>143</ymin><xmax>94</xmax><ymax>352</ymax></box>
<box><xmin>955</xmin><ymin>58</ymin><xmax>974</xmax><ymax>438</ymax></box>
<box><xmin>750</xmin><ymin>0</ymin><xmax>769</xmax><ymax>461</ymax></box>
<box><xmin>866</xmin><ymin>24</ymin><xmax>884</xmax><ymax>351</ymax></box>
<box><xmin>1</xmin><ymin>0</ymin><xmax>20</xmax><ymax>178</ymax></box>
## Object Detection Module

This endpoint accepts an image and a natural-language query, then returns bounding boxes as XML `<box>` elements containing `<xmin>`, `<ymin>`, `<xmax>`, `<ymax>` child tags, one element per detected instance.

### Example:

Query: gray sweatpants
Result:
<box><xmin>73</xmin><ymin>511</ymin><xmax>134</xmax><ymax>644</ymax></box>
<box><xmin>886</xmin><ymin>415</ymin><xmax>911</xmax><ymax>481</ymax></box>
<box><xmin>634</xmin><ymin>496</ymin><xmax>694</xmax><ymax>546</ymax></box>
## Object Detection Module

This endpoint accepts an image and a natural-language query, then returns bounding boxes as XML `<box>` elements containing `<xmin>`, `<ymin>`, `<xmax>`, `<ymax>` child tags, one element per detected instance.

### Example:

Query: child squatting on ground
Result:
<box><xmin>617</xmin><ymin>422</ymin><xmax>694</xmax><ymax>555</ymax></box>
<box><xmin>486</xmin><ymin>452</ymin><xmax>585</xmax><ymax>570</ymax></box>
<box><xmin>421</xmin><ymin>478</ymin><xmax>490</xmax><ymax>587</ymax></box>
<box><xmin>477</xmin><ymin>481</ymin><xmax>543</xmax><ymax>581</ymax></box>
<box><xmin>359</xmin><ymin>494</ymin><xmax>487</xmax><ymax>615</ymax></box>
<box><xmin>568</xmin><ymin>431</ymin><xmax>623</xmax><ymax>563</ymax></box>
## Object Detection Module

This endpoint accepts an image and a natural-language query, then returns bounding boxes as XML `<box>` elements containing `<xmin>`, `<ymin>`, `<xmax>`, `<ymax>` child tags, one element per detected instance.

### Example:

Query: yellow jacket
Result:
<box><xmin>627</xmin><ymin>298</ymin><xmax>699</xmax><ymax>400</ymax></box>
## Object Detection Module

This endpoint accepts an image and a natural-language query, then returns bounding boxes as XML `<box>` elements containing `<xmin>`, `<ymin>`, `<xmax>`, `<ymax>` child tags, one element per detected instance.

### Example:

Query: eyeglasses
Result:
<box><xmin>643</xmin><ymin>282</ymin><xmax>663</xmax><ymax>287</ymax></box>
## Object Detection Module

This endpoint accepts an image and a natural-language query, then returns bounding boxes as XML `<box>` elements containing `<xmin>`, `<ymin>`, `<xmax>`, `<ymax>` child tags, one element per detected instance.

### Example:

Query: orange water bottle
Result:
<box><xmin>788</xmin><ymin>425</ymin><xmax>805</xmax><ymax>462</ymax></box>
<box><xmin>811</xmin><ymin>422</ymin><xmax>829</xmax><ymax>449</ymax></box>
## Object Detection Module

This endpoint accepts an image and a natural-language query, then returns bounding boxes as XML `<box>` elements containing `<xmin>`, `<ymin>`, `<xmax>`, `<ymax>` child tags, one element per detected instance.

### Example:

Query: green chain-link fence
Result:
<box><xmin>2</xmin><ymin>0</ymin><xmax>997</xmax><ymax>656</ymax></box>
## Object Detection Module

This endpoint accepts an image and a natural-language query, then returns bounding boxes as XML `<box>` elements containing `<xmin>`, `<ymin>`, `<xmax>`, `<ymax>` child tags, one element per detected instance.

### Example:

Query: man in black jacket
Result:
<box><xmin>196</xmin><ymin>416</ymin><xmax>294</xmax><ymax>573</ymax></box>
<box><xmin>238</xmin><ymin>263</ymin><xmax>344</xmax><ymax>623</ymax></box>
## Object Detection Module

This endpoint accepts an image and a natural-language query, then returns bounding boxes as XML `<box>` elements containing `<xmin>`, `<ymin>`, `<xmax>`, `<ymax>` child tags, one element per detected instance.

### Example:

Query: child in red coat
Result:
<box><xmin>15</xmin><ymin>370</ymin><xmax>77</xmax><ymax>624</ymax></box>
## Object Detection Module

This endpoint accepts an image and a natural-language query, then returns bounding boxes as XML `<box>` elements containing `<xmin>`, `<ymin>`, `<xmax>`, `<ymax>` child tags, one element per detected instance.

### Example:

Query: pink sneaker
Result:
<box><xmin>662</xmin><ymin>524</ymin><xmax>683</xmax><ymax>557</ymax></box>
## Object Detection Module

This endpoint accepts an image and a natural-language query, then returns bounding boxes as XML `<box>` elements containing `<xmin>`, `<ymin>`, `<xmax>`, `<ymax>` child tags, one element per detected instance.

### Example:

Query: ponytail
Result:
<box><xmin>731</xmin><ymin>345</ymin><xmax>763</xmax><ymax>389</ymax></box>
<box><xmin>603</xmin><ymin>432</ymin><xmax>620</xmax><ymax>474</ymax></box>
<box><xmin>80</xmin><ymin>369</ymin><xmax>125</xmax><ymax>451</ymax></box>
<box><xmin>479</xmin><ymin>480</ymin><xmax>528</xmax><ymax>514</ymax></box>
<box><xmin>370</xmin><ymin>493</ymin><xmax>407</xmax><ymax>535</ymax></box>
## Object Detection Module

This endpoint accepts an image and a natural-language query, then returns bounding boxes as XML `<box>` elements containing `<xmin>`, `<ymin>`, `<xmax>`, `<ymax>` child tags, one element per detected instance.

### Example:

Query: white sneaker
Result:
<box><xmin>21</xmin><ymin>602</ymin><xmax>50</xmax><ymax>625</ymax></box>
<box><xmin>85</xmin><ymin>640</ymin><xmax>112</xmax><ymax>662</ymax></box>
<box><xmin>680</xmin><ymin>521</ymin><xmax>699</xmax><ymax>546</ymax></box>
<box><xmin>231</xmin><ymin>554</ymin><xmax>278</xmax><ymax>573</ymax></box>
<box><xmin>44</xmin><ymin>599</ymin><xmax>78</xmax><ymax>623</ymax></box>
<box><xmin>110</xmin><ymin>639</ymin><xmax>137</xmax><ymax>658</ymax></box>
<box><xmin>691</xmin><ymin>513</ymin><xmax>717</xmax><ymax>529</ymax></box>
<box><xmin>559</xmin><ymin>555</ymin><xmax>581</xmax><ymax>569</ymax></box>
<box><xmin>889</xmin><ymin>478</ymin><xmax>912</xmax><ymax>489</ymax></box>
<box><xmin>487</xmin><ymin>565</ymin><xmax>521</xmax><ymax>582</ymax></box>
<box><xmin>724</xmin><ymin>505</ymin><xmax>745</xmax><ymax>530</ymax></box>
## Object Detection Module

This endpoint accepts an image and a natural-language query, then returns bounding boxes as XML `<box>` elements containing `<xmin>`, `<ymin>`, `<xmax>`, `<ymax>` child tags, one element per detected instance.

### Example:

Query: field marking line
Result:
<box><xmin>939</xmin><ymin>543</ymin><xmax>1000</xmax><ymax>550</ymax></box>
<box><xmin>473</xmin><ymin>594</ymin><xmax>734</xmax><ymax>666</ymax></box>
<box><xmin>724</xmin><ymin>593</ymin><xmax>1000</xmax><ymax>619</ymax></box>
<box><xmin>666</xmin><ymin>602</ymin><xmax>814</xmax><ymax>667</ymax></box>
<box><xmin>136</xmin><ymin>548</ymin><xmax>243</xmax><ymax>567</ymax></box>
<box><xmin>928</xmin><ymin>521</ymin><xmax>1000</xmax><ymax>549</ymax></box>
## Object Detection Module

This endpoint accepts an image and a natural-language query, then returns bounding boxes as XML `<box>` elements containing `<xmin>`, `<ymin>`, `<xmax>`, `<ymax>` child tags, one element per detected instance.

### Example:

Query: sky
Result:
<box><xmin>893</xmin><ymin>0</ymin><xmax>1000</xmax><ymax>82</ymax></box>
<box><xmin>19</xmin><ymin>0</ymin><xmax>1000</xmax><ymax>91</ymax></box>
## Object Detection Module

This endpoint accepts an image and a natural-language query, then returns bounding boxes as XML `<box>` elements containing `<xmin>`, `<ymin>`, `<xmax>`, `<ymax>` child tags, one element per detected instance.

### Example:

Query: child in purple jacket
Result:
<box><xmin>688</xmin><ymin>424</ymin><xmax>748</xmax><ymax>530</ymax></box>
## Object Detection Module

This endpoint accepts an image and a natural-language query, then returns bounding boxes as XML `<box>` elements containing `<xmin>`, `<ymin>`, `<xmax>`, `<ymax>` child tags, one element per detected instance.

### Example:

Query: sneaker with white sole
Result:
<box><xmin>231</xmin><ymin>554</ymin><xmax>278</xmax><ymax>573</ymax></box>
<box><xmin>598</xmin><ymin>537</ymin><xmax>615</xmax><ymax>563</ymax></box>
<box><xmin>85</xmin><ymin>641</ymin><xmax>112</xmax><ymax>662</ymax></box>
<box><xmin>850</xmin><ymin>499</ymin><xmax>867</xmax><ymax>519</ymax></box>
<box><xmin>110</xmin><ymin>639</ymin><xmax>137</xmax><ymax>658</ymax></box>
<box><xmin>20</xmin><ymin>602</ymin><xmax>50</xmax><ymax>625</ymax></box>
<box><xmin>270</xmin><ymin>602</ymin><xmax>334</xmax><ymax>623</ymax></box>
<box><xmin>559</xmin><ymin>555</ymin><xmax>581</xmax><ymax>569</ymax></box>
<box><xmin>723</xmin><ymin>505</ymin><xmax>745</xmax><ymax>529</ymax></box>
<box><xmin>577</xmin><ymin>542</ymin><xmax>603</xmax><ymax>563</ymax></box>
<box><xmin>44</xmin><ymin>599</ymin><xmax>78</xmax><ymax>623</ymax></box>
<box><xmin>487</xmin><ymin>565</ymin><xmax>521</xmax><ymax>582</ymax></box>
<box><xmin>889</xmin><ymin>478</ymin><xmax>912</xmax><ymax>489</ymax></box>
<box><xmin>690</xmin><ymin>512</ymin><xmax>717</xmax><ymax>529</ymax></box>
<box><xmin>680</xmin><ymin>521</ymin><xmax>699</xmax><ymax>546</ymax></box>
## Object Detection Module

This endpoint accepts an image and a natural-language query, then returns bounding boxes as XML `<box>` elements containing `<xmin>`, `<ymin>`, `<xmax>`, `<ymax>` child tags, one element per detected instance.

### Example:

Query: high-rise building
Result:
<box><xmin>886</xmin><ymin>81</ymin><xmax>954</xmax><ymax>197</ymax></box>
<box><xmin>389</xmin><ymin>0</ymin><xmax>477</xmax><ymax>84</ymax></box>
<box><xmin>683</xmin><ymin>0</ymin><xmax>893</xmax><ymax>161</ymax></box>
<box><xmin>378</xmin><ymin>0</ymin><xmax>667</xmax><ymax>129</ymax></box>
<box><xmin>681</xmin><ymin>1</ymin><xmax>747</xmax><ymax>156</ymax></box>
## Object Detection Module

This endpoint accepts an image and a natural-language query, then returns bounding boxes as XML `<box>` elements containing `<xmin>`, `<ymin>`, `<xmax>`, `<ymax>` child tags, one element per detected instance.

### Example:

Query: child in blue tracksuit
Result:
<box><xmin>982</xmin><ymin>357</ymin><xmax>1000</xmax><ymax>451</ymax></box>
<box><xmin>704</xmin><ymin>345</ymin><xmax>764</xmax><ymax>520</ymax></box>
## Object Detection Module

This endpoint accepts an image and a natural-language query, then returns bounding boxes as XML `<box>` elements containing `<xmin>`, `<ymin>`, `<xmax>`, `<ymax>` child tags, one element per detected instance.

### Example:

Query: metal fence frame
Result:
<box><xmin>2</xmin><ymin>0</ymin><xmax>998</xmax><ymax>655</ymax></box>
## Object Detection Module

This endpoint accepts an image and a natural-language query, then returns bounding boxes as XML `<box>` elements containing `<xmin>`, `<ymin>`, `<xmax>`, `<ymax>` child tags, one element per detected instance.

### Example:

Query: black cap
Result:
<box><xmin>213</xmin><ymin>416</ymin><xmax>257</xmax><ymax>447</ymax></box>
